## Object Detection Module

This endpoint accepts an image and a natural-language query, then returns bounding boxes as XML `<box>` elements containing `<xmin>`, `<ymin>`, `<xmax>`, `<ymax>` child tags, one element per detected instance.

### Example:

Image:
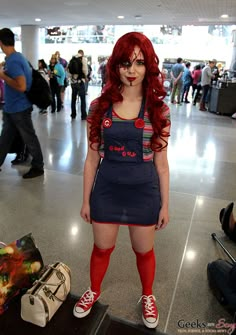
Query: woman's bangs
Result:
<box><xmin>117</xmin><ymin>42</ymin><xmax>144</xmax><ymax>65</ymax></box>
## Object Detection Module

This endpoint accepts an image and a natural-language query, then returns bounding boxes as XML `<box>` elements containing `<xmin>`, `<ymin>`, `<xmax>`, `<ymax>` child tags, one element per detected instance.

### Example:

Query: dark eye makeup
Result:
<box><xmin>120</xmin><ymin>61</ymin><xmax>132</xmax><ymax>68</ymax></box>
<box><xmin>136</xmin><ymin>60</ymin><xmax>145</xmax><ymax>65</ymax></box>
<box><xmin>120</xmin><ymin>59</ymin><xmax>145</xmax><ymax>68</ymax></box>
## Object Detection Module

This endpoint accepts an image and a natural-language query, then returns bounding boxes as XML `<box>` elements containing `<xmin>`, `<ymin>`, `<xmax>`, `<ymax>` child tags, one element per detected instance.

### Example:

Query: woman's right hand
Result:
<box><xmin>80</xmin><ymin>203</ymin><xmax>91</xmax><ymax>223</ymax></box>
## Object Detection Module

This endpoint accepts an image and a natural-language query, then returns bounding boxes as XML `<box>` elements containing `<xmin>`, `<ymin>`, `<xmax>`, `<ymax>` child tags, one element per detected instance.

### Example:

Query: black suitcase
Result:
<box><xmin>207</xmin><ymin>233</ymin><xmax>236</xmax><ymax>313</ymax></box>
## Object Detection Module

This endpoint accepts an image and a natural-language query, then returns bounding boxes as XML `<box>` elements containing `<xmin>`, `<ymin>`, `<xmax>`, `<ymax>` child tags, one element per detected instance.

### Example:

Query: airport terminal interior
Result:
<box><xmin>1</xmin><ymin>82</ymin><xmax>236</xmax><ymax>333</ymax></box>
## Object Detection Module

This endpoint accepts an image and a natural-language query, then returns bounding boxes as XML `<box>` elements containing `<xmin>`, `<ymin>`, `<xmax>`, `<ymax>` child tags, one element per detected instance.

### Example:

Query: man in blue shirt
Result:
<box><xmin>0</xmin><ymin>28</ymin><xmax>44</xmax><ymax>178</ymax></box>
<box><xmin>170</xmin><ymin>57</ymin><xmax>184</xmax><ymax>105</ymax></box>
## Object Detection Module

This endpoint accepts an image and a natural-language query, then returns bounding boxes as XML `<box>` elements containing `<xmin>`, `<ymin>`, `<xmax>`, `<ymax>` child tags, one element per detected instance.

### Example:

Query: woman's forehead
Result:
<box><xmin>120</xmin><ymin>46</ymin><xmax>144</xmax><ymax>61</ymax></box>
<box><xmin>130</xmin><ymin>46</ymin><xmax>143</xmax><ymax>59</ymax></box>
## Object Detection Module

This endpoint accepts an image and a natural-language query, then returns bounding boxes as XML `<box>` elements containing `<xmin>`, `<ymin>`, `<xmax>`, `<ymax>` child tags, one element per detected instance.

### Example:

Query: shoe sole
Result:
<box><xmin>73</xmin><ymin>306</ymin><xmax>92</xmax><ymax>318</ymax></box>
<box><xmin>73</xmin><ymin>294</ymin><xmax>100</xmax><ymax>319</ymax></box>
<box><xmin>22</xmin><ymin>171</ymin><xmax>44</xmax><ymax>179</ymax></box>
<box><xmin>142</xmin><ymin>313</ymin><xmax>159</xmax><ymax>329</ymax></box>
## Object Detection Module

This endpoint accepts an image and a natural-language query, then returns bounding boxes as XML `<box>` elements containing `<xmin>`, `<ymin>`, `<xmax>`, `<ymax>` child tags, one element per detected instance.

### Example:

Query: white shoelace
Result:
<box><xmin>78</xmin><ymin>288</ymin><xmax>97</xmax><ymax>307</ymax></box>
<box><xmin>138</xmin><ymin>295</ymin><xmax>157</xmax><ymax>317</ymax></box>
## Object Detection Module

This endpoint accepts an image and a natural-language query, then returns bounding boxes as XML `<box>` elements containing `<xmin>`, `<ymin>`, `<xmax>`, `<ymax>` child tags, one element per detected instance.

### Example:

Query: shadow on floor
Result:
<box><xmin>0</xmin><ymin>294</ymin><xmax>169</xmax><ymax>334</ymax></box>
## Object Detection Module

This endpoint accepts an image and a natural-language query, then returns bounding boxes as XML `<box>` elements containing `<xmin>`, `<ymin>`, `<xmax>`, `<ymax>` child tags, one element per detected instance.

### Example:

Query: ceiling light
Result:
<box><xmin>64</xmin><ymin>1</ymin><xmax>87</xmax><ymax>5</ymax></box>
<box><xmin>134</xmin><ymin>15</ymin><xmax>142</xmax><ymax>20</ymax></box>
<box><xmin>35</xmin><ymin>18</ymin><xmax>41</xmax><ymax>22</ymax></box>
<box><xmin>221</xmin><ymin>14</ymin><xmax>229</xmax><ymax>18</ymax></box>
<box><xmin>117</xmin><ymin>16</ymin><xmax>124</xmax><ymax>19</ymax></box>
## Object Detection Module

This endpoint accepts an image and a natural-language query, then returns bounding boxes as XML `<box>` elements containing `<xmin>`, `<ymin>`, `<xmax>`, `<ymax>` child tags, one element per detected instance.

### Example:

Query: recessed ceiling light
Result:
<box><xmin>117</xmin><ymin>16</ymin><xmax>124</xmax><ymax>19</ymax></box>
<box><xmin>64</xmin><ymin>1</ymin><xmax>87</xmax><ymax>5</ymax></box>
<box><xmin>221</xmin><ymin>14</ymin><xmax>229</xmax><ymax>18</ymax></box>
<box><xmin>134</xmin><ymin>15</ymin><xmax>142</xmax><ymax>20</ymax></box>
<box><xmin>35</xmin><ymin>18</ymin><xmax>41</xmax><ymax>22</ymax></box>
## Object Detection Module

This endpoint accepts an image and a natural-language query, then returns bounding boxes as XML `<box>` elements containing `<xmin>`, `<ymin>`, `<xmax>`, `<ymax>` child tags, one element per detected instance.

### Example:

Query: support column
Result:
<box><xmin>21</xmin><ymin>25</ymin><xmax>40</xmax><ymax>68</ymax></box>
<box><xmin>229</xmin><ymin>30</ymin><xmax>236</xmax><ymax>78</ymax></box>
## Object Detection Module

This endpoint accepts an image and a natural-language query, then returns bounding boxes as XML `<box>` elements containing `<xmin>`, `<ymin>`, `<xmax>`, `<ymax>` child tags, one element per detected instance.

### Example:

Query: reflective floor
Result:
<box><xmin>1</xmin><ymin>86</ymin><xmax>236</xmax><ymax>334</ymax></box>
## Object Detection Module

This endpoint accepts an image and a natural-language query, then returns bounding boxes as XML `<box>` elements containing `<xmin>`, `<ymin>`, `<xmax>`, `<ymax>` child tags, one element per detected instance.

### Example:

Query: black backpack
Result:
<box><xmin>26</xmin><ymin>67</ymin><xmax>53</xmax><ymax>109</ymax></box>
<box><xmin>68</xmin><ymin>56</ymin><xmax>84</xmax><ymax>79</ymax></box>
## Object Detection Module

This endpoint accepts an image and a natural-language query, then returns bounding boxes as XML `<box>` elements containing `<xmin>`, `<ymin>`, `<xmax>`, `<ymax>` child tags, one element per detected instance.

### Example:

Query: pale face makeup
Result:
<box><xmin>119</xmin><ymin>46</ymin><xmax>146</xmax><ymax>87</ymax></box>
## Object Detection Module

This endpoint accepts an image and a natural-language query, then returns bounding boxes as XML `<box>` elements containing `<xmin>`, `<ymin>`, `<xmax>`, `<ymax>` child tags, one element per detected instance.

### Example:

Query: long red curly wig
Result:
<box><xmin>89</xmin><ymin>31</ymin><xmax>170</xmax><ymax>151</ymax></box>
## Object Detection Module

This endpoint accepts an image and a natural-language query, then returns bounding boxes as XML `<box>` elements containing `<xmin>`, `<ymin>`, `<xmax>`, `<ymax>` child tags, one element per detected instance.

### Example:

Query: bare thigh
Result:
<box><xmin>92</xmin><ymin>222</ymin><xmax>120</xmax><ymax>249</ymax></box>
<box><xmin>129</xmin><ymin>225</ymin><xmax>156</xmax><ymax>253</ymax></box>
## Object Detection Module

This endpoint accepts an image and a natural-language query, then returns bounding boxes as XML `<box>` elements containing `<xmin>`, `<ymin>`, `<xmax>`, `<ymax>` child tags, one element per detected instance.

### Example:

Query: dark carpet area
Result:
<box><xmin>0</xmin><ymin>294</ymin><xmax>108</xmax><ymax>335</ymax></box>
<box><xmin>0</xmin><ymin>294</ymin><xmax>170</xmax><ymax>335</ymax></box>
<box><xmin>97</xmin><ymin>314</ymin><xmax>169</xmax><ymax>335</ymax></box>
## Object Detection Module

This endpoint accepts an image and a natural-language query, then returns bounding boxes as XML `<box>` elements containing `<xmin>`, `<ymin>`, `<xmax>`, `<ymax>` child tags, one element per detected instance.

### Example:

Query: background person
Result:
<box><xmin>48</xmin><ymin>54</ymin><xmax>65</xmax><ymax>113</ymax></box>
<box><xmin>181</xmin><ymin>61</ymin><xmax>192</xmax><ymax>103</ymax></box>
<box><xmin>38</xmin><ymin>59</ymin><xmax>49</xmax><ymax>114</ymax></box>
<box><xmin>98</xmin><ymin>57</ymin><xmax>108</xmax><ymax>88</ymax></box>
<box><xmin>68</xmin><ymin>49</ymin><xmax>88</xmax><ymax>120</ymax></box>
<box><xmin>199</xmin><ymin>59</ymin><xmax>216</xmax><ymax>111</ymax></box>
<box><xmin>85</xmin><ymin>62</ymin><xmax>92</xmax><ymax>94</ymax></box>
<box><xmin>170</xmin><ymin>57</ymin><xmax>184</xmax><ymax>104</ymax></box>
<box><xmin>73</xmin><ymin>31</ymin><xmax>171</xmax><ymax>329</ymax></box>
<box><xmin>55</xmin><ymin>51</ymin><xmax>68</xmax><ymax>107</ymax></box>
<box><xmin>0</xmin><ymin>78</ymin><xmax>4</xmax><ymax>104</ymax></box>
<box><xmin>192</xmin><ymin>64</ymin><xmax>202</xmax><ymax>105</ymax></box>
<box><xmin>0</xmin><ymin>28</ymin><xmax>44</xmax><ymax>178</ymax></box>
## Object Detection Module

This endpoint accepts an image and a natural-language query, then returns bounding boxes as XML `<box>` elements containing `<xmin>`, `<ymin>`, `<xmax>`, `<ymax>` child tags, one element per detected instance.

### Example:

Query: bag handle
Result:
<box><xmin>33</xmin><ymin>265</ymin><xmax>68</xmax><ymax>303</ymax></box>
<box><xmin>34</xmin><ymin>265</ymin><xmax>66</xmax><ymax>287</ymax></box>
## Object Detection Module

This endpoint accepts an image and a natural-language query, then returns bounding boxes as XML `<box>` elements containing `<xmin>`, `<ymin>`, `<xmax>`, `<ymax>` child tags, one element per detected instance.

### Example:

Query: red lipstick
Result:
<box><xmin>127</xmin><ymin>77</ymin><xmax>136</xmax><ymax>81</ymax></box>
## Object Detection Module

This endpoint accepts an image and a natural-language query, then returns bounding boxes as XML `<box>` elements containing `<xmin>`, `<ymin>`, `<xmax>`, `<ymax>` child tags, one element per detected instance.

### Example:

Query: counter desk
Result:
<box><xmin>209</xmin><ymin>83</ymin><xmax>236</xmax><ymax>116</ymax></box>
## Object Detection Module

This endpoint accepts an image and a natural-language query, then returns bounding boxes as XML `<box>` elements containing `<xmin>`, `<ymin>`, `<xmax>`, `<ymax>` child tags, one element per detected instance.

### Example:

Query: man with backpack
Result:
<box><xmin>0</xmin><ymin>28</ymin><xmax>44</xmax><ymax>178</ymax></box>
<box><xmin>68</xmin><ymin>49</ymin><xmax>88</xmax><ymax>120</ymax></box>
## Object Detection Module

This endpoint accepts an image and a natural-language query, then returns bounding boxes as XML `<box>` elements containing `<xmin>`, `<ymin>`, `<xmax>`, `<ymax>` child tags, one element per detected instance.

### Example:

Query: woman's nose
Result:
<box><xmin>127</xmin><ymin>63</ymin><xmax>135</xmax><ymax>73</ymax></box>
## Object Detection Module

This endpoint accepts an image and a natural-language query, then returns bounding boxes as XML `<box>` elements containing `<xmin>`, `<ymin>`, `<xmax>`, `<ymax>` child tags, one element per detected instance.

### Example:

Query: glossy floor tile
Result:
<box><xmin>0</xmin><ymin>86</ymin><xmax>236</xmax><ymax>334</ymax></box>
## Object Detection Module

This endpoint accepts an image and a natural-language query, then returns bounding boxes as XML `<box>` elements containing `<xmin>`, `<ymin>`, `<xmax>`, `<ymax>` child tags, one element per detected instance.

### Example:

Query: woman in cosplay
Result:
<box><xmin>73</xmin><ymin>32</ymin><xmax>171</xmax><ymax>329</ymax></box>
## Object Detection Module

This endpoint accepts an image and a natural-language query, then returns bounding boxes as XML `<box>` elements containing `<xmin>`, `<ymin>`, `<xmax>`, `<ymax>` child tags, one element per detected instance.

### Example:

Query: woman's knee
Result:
<box><xmin>129</xmin><ymin>225</ymin><xmax>155</xmax><ymax>253</ymax></box>
<box><xmin>92</xmin><ymin>243</ymin><xmax>115</xmax><ymax>257</ymax></box>
<box><xmin>92</xmin><ymin>223</ymin><xmax>119</xmax><ymax>249</ymax></box>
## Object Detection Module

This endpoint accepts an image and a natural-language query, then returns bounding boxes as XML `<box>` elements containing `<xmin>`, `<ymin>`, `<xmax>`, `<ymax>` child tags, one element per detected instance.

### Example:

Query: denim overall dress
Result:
<box><xmin>90</xmin><ymin>102</ymin><xmax>161</xmax><ymax>226</ymax></box>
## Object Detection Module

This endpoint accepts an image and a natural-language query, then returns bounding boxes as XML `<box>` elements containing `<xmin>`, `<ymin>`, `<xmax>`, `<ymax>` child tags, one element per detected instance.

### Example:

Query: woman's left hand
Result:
<box><xmin>155</xmin><ymin>207</ymin><xmax>169</xmax><ymax>230</ymax></box>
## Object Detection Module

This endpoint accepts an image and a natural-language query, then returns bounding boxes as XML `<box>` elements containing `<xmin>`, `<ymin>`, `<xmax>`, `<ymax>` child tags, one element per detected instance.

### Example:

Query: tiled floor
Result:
<box><xmin>1</xmin><ymin>86</ymin><xmax>236</xmax><ymax>334</ymax></box>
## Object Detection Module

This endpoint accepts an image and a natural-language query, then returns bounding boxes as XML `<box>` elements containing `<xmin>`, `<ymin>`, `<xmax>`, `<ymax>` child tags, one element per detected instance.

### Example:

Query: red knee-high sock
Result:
<box><xmin>90</xmin><ymin>244</ymin><xmax>115</xmax><ymax>294</ymax></box>
<box><xmin>133</xmin><ymin>248</ymin><xmax>156</xmax><ymax>296</ymax></box>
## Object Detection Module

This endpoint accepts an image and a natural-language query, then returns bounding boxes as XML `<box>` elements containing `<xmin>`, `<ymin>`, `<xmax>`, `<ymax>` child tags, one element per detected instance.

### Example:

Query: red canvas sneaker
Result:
<box><xmin>73</xmin><ymin>288</ymin><xmax>100</xmax><ymax>318</ymax></box>
<box><xmin>139</xmin><ymin>295</ymin><xmax>159</xmax><ymax>328</ymax></box>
